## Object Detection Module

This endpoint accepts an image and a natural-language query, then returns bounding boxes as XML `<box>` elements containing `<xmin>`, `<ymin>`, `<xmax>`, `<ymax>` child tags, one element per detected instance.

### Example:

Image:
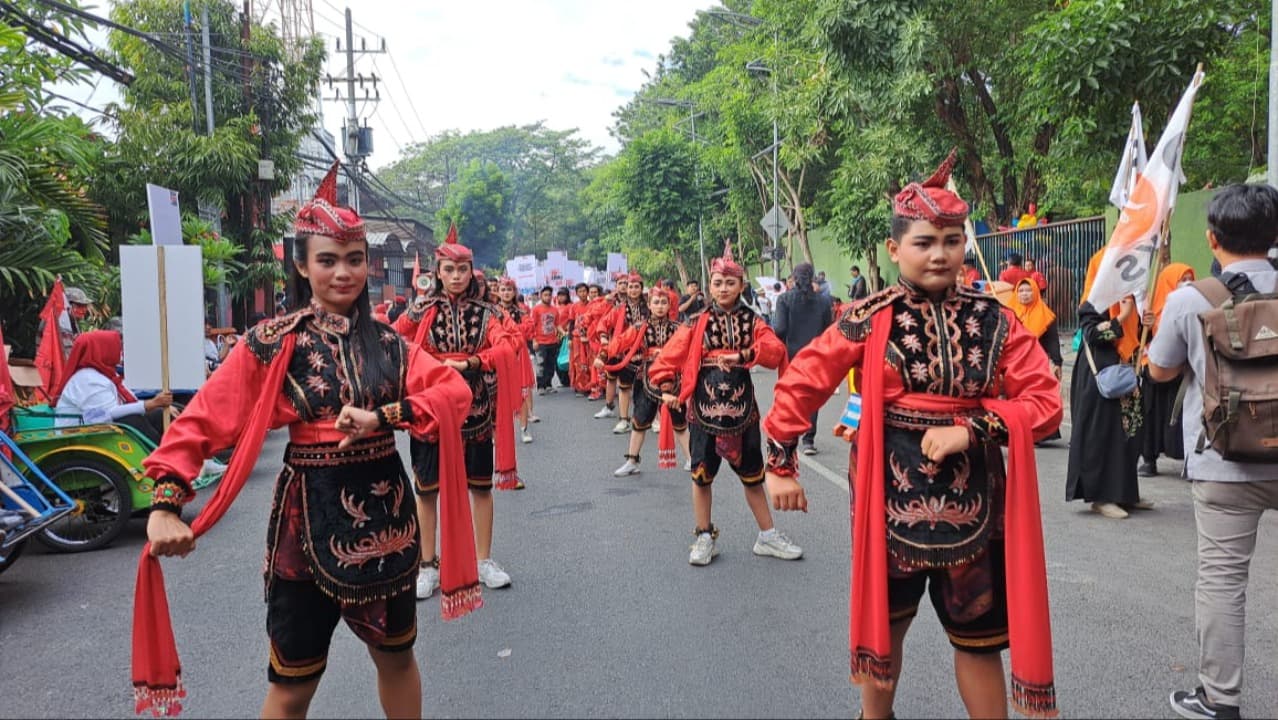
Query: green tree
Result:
<box><xmin>0</xmin><ymin>12</ymin><xmax>109</xmax><ymax>353</ymax></box>
<box><xmin>93</xmin><ymin>0</ymin><xmax>322</xmax><ymax>317</ymax></box>
<box><xmin>436</xmin><ymin>160</ymin><xmax>510</xmax><ymax>269</ymax></box>
<box><xmin>616</xmin><ymin>129</ymin><xmax>702</xmax><ymax>278</ymax></box>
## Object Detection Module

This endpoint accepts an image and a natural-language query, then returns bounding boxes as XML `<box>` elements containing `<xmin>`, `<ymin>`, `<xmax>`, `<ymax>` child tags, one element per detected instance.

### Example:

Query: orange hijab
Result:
<box><xmin>1080</xmin><ymin>248</ymin><xmax>1140</xmax><ymax>362</ymax></box>
<box><xmin>1011</xmin><ymin>279</ymin><xmax>1056</xmax><ymax>338</ymax></box>
<box><xmin>1149</xmin><ymin>263</ymin><xmax>1196</xmax><ymax>336</ymax></box>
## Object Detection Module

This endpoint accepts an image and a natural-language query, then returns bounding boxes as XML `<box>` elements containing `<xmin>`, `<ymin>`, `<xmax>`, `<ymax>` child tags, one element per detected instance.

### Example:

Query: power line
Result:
<box><xmin>41</xmin><ymin>88</ymin><xmax>119</xmax><ymax>121</ymax></box>
<box><xmin>386</xmin><ymin>51</ymin><xmax>431</xmax><ymax>140</ymax></box>
<box><xmin>0</xmin><ymin>0</ymin><xmax>134</xmax><ymax>85</ymax></box>
<box><xmin>371</xmin><ymin>57</ymin><xmax>417</xmax><ymax>149</ymax></box>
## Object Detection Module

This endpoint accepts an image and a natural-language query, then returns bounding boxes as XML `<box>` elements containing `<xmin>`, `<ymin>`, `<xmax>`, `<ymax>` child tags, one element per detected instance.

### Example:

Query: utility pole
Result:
<box><xmin>181</xmin><ymin>0</ymin><xmax>201</xmax><ymax>133</ymax></box>
<box><xmin>343</xmin><ymin>8</ymin><xmax>360</xmax><ymax>212</ymax></box>
<box><xmin>1269</xmin><ymin>0</ymin><xmax>1277</xmax><ymax>188</ymax></box>
<box><xmin>322</xmin><ymin>8</ymin><xmax>383</xmax><ymax>212</ymax></box>
<box><xmin>770</xmin><ymin>28</ymin><xmax>780</xmax><ymax>278</ymax></box>
<box><xmin>691</xmin><ymin>106</ymin><xmax>706</xmax><ymax>288</ymax></box>
<box><xmin>200</xmin><ymin>4</ymin><xmax>229</xmax><ymax>326</ymax></box>
<box><xmin>201</xmin><ymin>5</ymin><xmax>215</xmax><ymax>136</ymax></box>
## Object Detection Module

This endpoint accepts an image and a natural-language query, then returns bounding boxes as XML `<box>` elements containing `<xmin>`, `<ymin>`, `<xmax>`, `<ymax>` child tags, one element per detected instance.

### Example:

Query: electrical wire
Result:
<box><xmin>386</xmin><ymin>50</ymin><xmax>431</xmax><ymax>140</ymax></box>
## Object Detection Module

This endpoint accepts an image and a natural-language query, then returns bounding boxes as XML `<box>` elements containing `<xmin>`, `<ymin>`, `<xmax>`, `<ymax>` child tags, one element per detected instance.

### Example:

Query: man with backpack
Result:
<box><xmin>1146</xmin><ymin>184</ymin><xmax>1278</xmax><ymax>720</ymax></box>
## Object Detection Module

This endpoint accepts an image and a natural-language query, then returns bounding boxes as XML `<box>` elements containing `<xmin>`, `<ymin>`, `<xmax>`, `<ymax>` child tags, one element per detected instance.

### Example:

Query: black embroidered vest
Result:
<box><xmin>842</xmin><ymin>283</ymin><xmax>1011</xmax><ymax>570</ymax></box>
<box><xmin>692</xmin><ymin>303</ymin><xmax>760</xmax><ymax>436</ymax></box>
<box><xmin>422</xmin><ymin>296</ymin><xmax>499</xmax><ymax>442</ymax></box>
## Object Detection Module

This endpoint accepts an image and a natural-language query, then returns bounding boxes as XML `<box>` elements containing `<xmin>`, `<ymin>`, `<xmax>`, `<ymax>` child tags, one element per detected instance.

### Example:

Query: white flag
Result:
<box><xmin>1108</xmin><ymin>102</ymin><xmax>1148</xmax><ymax>210</ymax></box>
<box><xmin>1088</xmin><ymin>70</ymin><xmax>1203</xmax><ymax>311</ymax></box>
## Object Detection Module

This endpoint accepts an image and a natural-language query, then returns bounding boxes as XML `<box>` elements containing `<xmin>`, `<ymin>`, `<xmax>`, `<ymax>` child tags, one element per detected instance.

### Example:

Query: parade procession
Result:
<box><xmin>4</xmin><ymin>1</ymin><xmax>1278</xmax><ymax>719</ymax></box>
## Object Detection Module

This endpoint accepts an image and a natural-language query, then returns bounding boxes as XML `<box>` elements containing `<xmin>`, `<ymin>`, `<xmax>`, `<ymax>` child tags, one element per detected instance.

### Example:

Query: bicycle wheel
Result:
<box><xmin>0</xmin><ymin>539</ymin><xmax>25</xmax><ymax>574</ymax></box>
<box><xmin>36</xmin><ymin>457</ymin><xmax>133</xmax><ymax>553</ymax></box>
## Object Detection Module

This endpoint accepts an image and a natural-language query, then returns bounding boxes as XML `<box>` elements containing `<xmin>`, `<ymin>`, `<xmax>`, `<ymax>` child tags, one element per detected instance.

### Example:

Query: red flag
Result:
<box><xmin>34</xmin><ymin>279</ymin><xmax>67</xmax><ymax>403</ymax></box>
<box><xmin>411</xmin><ymin>252</ymin><xmax>422</xmax><ymax>296</ymax></box>
<box><xmin>0</xmin><ymin>321</ymin><xmax>16</xmax><ymax>437</ymax></box>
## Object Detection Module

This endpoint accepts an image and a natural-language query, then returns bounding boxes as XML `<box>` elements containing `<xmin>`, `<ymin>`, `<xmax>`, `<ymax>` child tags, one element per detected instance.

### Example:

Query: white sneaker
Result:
<box><xmin>593</xmin><ymin>406</ymin><xmax>616</xmax><ymax>419</ymax></box>
<box><xmin>689</xmin><ymin>532</ymin><xmax>718</xmax><ymax>566</ymax></box>
<box><xmin>201</xmin><ymin>458</ymin><xmax>227</xmax><ymax>476</ymax></box>
<box><xmin>614</xmin><ymin>458</ymin><xmax>640</xmax><ymax>476</ymax></box>
<box><xmin>611</xmin><ymin>419</ymin><xmax>632</xmax><ymax>434</ymax></box>
<box><xmin>753</xmin><ymin>530</ymin><xmax>803</xmax><ymax>560</ymax></box>
<box><xmin>652</xmin><ymin>419</ymin><xmax>662</xmax><ymax>433</ymax></box>
<box><xmin>478</xmin><ymin>558</ymin><xmax>512</xmax><ymax>588</ymax></box>
<box><xmin>521</xmin><ymin>428</ymin><xmax>533</xmax><ymax>444</ymax></box>
<box><xmin>415</xmin><ymin>565</ymin><xmax>439</xmax><ymax>600</ymax></box>
<box><xmin>684</xmin><ymin>459</ymin><xmax>692</xmax><ymax>472</ymax></box>
<box><xmin>529</xmin><ymin>415</ymin><xmax>541</xmax><ymax>424</ymax></box>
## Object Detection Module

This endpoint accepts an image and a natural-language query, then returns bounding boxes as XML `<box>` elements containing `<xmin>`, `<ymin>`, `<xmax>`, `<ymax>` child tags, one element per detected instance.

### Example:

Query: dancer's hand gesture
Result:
<box><xmin>765</xmin><ymin>472</ymin><xmax>808</xmax><ymax>512</ymax></box>
<box><xmin>335</xmin><ymin>406</ymin><xmax>380</xmax><ymax>448</ymax></box>
<box><xmin>147</xmin><ymin>510</ymin><xmax>195</xmax><ymax>558</ymax></box>
<box><xmin>920</xmin><ymin>425</ymin><xmax>970</xmax><ymax>463</ymax></box>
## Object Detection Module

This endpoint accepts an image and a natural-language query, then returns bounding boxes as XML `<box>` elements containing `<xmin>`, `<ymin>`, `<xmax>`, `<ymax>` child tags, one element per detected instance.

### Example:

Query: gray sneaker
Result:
<box><xmin>689</xmin><ymin>532</ymin><xmax>718</xmax><ymax>566</ymax></box>
<box><xmin>611</xmin><ymin>419</ymin><xmax>632</xmax><ymax>434</ymax></box>
<box><xmin>753</xmin><ymin>530</ymin><xmax>803</xmax><ymax>560</ymax></box>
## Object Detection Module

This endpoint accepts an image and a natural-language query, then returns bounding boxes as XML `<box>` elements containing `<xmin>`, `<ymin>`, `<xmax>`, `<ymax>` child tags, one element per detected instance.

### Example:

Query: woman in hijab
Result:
<box><xmin>52</xmin><ymin>331</ymin><xmax>170</xmax><ymax>440</ymax></box>
<box><xmin>1138</xmin><ymin>262</ymin><xmax>1196</xmax><ymax>476</ymax></box>
<box><xmin>1066</xmin><ymin>249</ymin><xmax>1146</xmax><ymax>519</ymax></box>
<box><xmin>1010</xmin><ymin>278</ymin><xmax>1062</xmax><ymax>443</ymax></box>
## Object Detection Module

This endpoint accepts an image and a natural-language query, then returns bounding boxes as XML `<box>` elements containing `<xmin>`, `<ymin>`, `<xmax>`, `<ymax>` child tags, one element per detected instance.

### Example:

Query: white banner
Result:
<box><xmin>146</xmin><ymin>184</ymin><xmax>183</xmax><ymax>246</ymax></box>
<box><xmin>120</xmin><ymin>245</ymin><xmax>206</xmax><ymax>391</ymax></box>
<box><xmin>606</xmin><ymin>253</ymin><xmax>628</xmax><ymax>281</ymax></box>
<box><xmin>1087</xmin><ymin>70</ymin><xmax>1203</xmax><ymax>311</ymax></box>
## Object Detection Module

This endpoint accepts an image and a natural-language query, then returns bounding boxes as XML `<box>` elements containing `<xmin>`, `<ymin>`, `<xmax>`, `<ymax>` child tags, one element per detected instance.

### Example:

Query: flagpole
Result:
<box><xmin>1136</xmin><ymin>64</ymin><xmax>1203</xmax><ymax>366</ymax></box>
<box><xmin>945</xmin><ymin>177</ymin><xmax>994</xmax><ymax>281</ymax></box>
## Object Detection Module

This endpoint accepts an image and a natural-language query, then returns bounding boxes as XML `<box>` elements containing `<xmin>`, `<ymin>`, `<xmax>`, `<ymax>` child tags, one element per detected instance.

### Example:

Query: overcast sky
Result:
<box><xmin>307</xmin><ymin>0</ymin><xmax>716</xmax><ymax>167</ymax></box>
<box><xmin>49</xmin><ymin>0</ymin><xmax>714</xmax><ymax>167</ymax></box>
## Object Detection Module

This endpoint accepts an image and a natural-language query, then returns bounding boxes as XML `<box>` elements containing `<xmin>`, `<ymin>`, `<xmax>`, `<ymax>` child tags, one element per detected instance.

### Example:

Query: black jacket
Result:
<box><xmin>772</xmin><ymin>289</ymin><xmax>834</xmax><ymax>358</ymax></box>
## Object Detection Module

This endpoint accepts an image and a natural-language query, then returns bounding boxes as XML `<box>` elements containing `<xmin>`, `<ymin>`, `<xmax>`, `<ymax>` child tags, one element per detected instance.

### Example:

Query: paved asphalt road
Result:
<box><xmin>2</xmin><ymin>371</ymin><xmax>1275</xmax><ymax>719</ymax></box>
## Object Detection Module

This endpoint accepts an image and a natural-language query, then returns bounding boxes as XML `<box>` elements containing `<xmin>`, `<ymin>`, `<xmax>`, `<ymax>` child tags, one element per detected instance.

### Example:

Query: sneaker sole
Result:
<box><xmin>613</xmin><ymin>470</ymin><xmax>641</xmax><ymax>477</ymax></box>
<box><xmin>481</xmin><ymin>578</ymin><xmax>512</xmax><ymax>589</ymax></box>
<box><xmin>688</xmin><ymin>549</ymin><xmax>719</xmax><ymax>566</ymax></box>
<box><xmin>753</xmin><ymin>543</ymin><xmax>803</xmax><ymax>560</ymax></box>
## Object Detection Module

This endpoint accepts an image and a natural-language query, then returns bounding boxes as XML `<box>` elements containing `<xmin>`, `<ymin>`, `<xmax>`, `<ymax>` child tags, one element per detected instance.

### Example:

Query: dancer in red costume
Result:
<box><xmin>648</xmin><ymin>243</ymin><xmax>801</xmax><ymax>567</ymax></box>
<box><xmin>590</xmin><ymin>278</ymin><xmax>628</xmax><ymax>418</ymax></box>
<box><xmin>599</xmin><ymin>273</ymin><xmax>648</xmax><ymax>434</ymax></box>
<box><xmin>600</xmin><ymin>289</ymin><xmax>691</xmax><ymax>476</ymax></box>
<box><xmin>496</xmin><ymin>278</ymin><xmax>536</xmax><ymax>443</ymax></box>
<box><xmin>762</xmin><ymin>151</ymin><xmax>1061</xmax><ymax>719</ymax></box>
<box><xmin>133</xmin><ymin>163</ymin><xmax>480</xmax><ymax>718</ymax></box>
<box><xmin>395</xmin><ymin>225</ymin><xmax>521</xmax><ymax>597</ymax></box>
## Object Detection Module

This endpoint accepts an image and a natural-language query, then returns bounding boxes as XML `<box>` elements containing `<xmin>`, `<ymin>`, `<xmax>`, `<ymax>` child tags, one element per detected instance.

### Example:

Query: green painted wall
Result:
<box><xmin>747</xmin><ymin>186</ymin><xmax>1221</xmax><ymax>295</ymax></box>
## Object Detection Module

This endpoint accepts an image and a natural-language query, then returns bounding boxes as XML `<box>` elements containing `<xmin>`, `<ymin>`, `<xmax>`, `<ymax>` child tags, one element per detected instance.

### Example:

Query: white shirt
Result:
<box><xmin>54</xmin><ymin>368</ymin><xmax>145</xmax><ymax>426</ymax></box>
<box><xmin>1147</xmin><ymin>258</ymin><xmax>1278</xmax><ymax>482</ymax></box>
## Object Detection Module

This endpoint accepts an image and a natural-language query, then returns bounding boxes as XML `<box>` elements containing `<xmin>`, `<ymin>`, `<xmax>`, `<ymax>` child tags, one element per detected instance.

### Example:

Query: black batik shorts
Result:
<box><xmin>631</xmin><ymin>388</ymin><xmax>687</xmax><ymax>432</ymax></box>
<box><xmin>688</xmin><ymin>421</ymin><xmax>764</xmax><ymax>487</ymax></box>
<box><xmin>266</xmin><ymin>578</ymin><xmax>416</xmax><ymax>684</ymax></box>
<box><xmin>411</xmin><ymin>437</ymin><xmax>494</xmax><ymax>494</ymax></box>
<box><xmin>887</xmin><ymin>541</ymin><xmax>1009</xmax><ymax>654</ymax></box>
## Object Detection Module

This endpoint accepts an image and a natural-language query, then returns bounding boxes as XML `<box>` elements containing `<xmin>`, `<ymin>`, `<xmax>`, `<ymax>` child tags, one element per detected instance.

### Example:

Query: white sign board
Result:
<box><xmin>606</xmin><ymin>253</ymin><xmax>628</xmax><ymax>281</ymax></box>
<box><xmin>120</xmin><ymin>245</ymin><xmax>207</xmax><ymax>391</ymax></box>
<box><xmin>146</xmin><ymin>184</ymin><xmax>183</xmax><ymax>246</ymax></box>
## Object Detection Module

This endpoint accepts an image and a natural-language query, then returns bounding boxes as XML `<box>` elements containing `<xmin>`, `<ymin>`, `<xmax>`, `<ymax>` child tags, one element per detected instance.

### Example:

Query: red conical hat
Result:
<box><xmin>435</xmin><ymin>222</ymin><xmax>473</xmax><ymax>262</ymax></box>
<box><xmin>710</xmin><ymin>240</ymin><xmax>744</xmax><ymax>278</ymax></box>
<box><xmin>892</xmin><ymin>149</ymin><xmax>969</xmax><ymax>228</ymax></box>
<box><xmin>294</xmin><ymin>163</ymin><xmax>365</xmax><ymax>243</ymax></box>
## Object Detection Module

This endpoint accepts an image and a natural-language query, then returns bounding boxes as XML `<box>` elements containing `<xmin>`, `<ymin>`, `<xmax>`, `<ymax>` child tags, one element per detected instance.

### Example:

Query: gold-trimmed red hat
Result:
<box><xmin>294</xmin><ymin>163</ymin><xmax>365</xmax><ymax>243</ymax></box>
<box><xmin>892</xmin><ymin>149</ymin><xmax>969</xmax><ymax>228</ymax></box>
<box><xmin>434</xmin><ymin>222</ymin><xmax>473</xmax><ymax>263</ymax></box>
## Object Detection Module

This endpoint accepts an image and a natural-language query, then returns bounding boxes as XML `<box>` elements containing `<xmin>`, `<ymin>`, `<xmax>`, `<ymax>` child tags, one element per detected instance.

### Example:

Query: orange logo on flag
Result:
<box><xmin>1111</xmin><ymin>174</ymin><xmax>1161</xmax><ymax>252</ymax></box>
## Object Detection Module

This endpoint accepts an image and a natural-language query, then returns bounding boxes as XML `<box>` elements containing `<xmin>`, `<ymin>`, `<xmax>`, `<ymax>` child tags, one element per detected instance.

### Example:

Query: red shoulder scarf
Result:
<box><xmin>132</xmin><ymin>334</ymin><xmax>481</xmax><ymax>716</ymax></box>
<box><xmin>851</xmin><ymin>305</ymin><xmax>1057</xmax><ymax>717</ymax></box>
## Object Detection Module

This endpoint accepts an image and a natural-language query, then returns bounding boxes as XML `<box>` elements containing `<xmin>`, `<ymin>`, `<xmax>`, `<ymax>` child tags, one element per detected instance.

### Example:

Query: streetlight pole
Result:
<box><xmin>710</xmin><ymin>8</ymin><xmax>783</xmax><ymax>277</ymax></box>
<box><xmin>651</xmin><ymin>97</ymin><xmax>707</xmax><ymax>287</ymax></box>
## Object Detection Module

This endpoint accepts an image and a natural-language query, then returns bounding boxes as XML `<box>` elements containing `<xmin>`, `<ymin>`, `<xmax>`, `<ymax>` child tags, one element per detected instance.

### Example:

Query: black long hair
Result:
<box><xmin>286</xmin><ymin>234</ymin><xmax>400</xmax><ymax>397</ymax></box>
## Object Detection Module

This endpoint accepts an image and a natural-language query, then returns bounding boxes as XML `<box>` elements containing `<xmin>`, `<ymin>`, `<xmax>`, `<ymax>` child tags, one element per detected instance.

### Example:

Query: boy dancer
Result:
<box><xmin>599</xmin><ymin>290</ymin><xmax>691</xmax><ymax>476</ymax></box>
<box><xmin>648</xmin><ymin>243</ymin><xmax>801</xmax><ymax>566</ymax></box>
<box><xmin>761</xmin><ymin>152</ymin><xmax>1061</xmax><ymax>719</ymax></box>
